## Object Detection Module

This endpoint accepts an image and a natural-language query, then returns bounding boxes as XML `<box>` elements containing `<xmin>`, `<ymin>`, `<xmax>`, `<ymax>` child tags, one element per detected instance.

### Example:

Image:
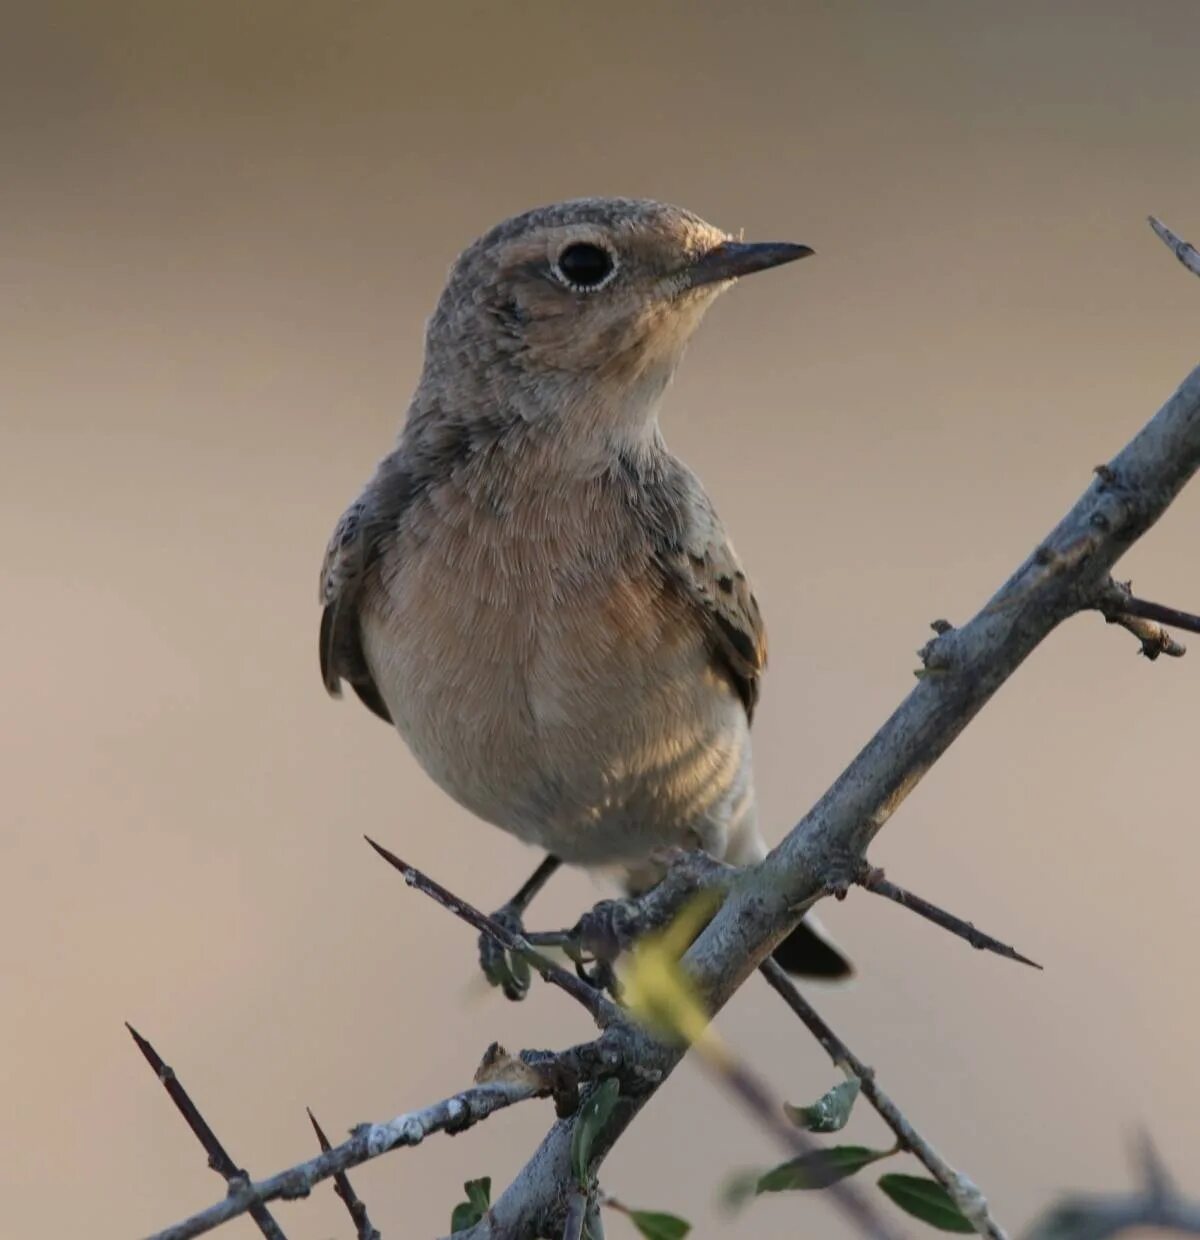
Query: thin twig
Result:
<box><xmin>306</xmin><ymin>1109</ymin><xmax>381</xmax><ymax>1240</ymax></box>
<box><xmin>856</xmin><ymin>867</ymin><xmax>1042</xmax><ymax>969</ymax></box>
<box><xmin>363</xmin><ymin>836</ymin><xmax>622</xmax><ymax>1026</ymax></box>
<box><xmin>759</xmin><ymin>961</ymin><xmax>1008</xmax><ymax>1240</ymax></box>
<box><xmin>1094</xmin><ymin>577</ymin><xmax>1194</xmax><ymax>657</ymax></box>
<box><xmin>1102</xmin><ymin>611</ymin><xmax>1187</xmax><ymax>659</ymax></box>
<box><xmin>142</xmin><ymin>1077</ymin><xmax>547</xmax><ymax>1240</ymax></box>
<box><xmin>1149</xmin><ymin>216</ymin><xmax>1200</xmax><ymax>279</ymax></box>
<box><xmin>126</xmin><ymin>1025</ymin><xmax>289</xmax><ymax>1240</ymax></box>
<box><xmin>1133</xmin><ymin>1131</ymin><xmax>1175</xmax><ymax>1202</ymax></box>
<box><xmin>705</xmin><ymin>1041</ymin><xmax>906</xmax><ymax>1240</ymax></box>
<box><xmin>1110</xmin><ymin>593</ymin><xmax>1200</xmax><ymax>637</ymax></box>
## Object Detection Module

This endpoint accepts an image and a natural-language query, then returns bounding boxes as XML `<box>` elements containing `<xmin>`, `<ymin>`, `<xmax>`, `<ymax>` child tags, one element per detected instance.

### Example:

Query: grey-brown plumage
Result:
<box><xmin>320</xmin><ymin>198</ymin><xmax>849</xmax><ymax>979</ymax></box>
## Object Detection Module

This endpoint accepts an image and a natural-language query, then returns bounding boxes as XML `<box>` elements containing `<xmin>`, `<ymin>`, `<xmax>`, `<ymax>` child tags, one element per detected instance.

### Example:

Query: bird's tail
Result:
<box><xmin>772</xmin><ymin>913</ymin><xmax>854</xmax><ymax>979</ymax></box>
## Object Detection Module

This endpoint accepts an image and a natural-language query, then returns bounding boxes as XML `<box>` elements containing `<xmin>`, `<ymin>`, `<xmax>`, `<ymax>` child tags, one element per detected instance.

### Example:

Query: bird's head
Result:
<box><xmin>417</xmin><ymin>198</ymin><xmax>812</xmax><ymax>446</ymax></box>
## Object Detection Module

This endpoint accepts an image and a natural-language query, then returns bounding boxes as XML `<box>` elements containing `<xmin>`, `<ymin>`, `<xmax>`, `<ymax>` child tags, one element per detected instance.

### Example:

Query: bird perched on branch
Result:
<box><xmin>320</xmin><ymin>197</ymin><xmax>850</xmax><ymax>996</ymax></box>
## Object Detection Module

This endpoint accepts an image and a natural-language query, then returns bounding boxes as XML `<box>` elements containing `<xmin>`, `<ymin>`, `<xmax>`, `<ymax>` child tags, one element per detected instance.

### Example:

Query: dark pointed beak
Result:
<box><xmin>686</xmin><ymin>240</ymin><xmax>814</xmax><ymax>288</ymax></box>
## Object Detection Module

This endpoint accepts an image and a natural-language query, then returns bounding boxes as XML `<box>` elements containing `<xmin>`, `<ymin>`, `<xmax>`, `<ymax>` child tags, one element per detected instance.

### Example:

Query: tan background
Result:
<box><xmin>3</xmin><ymin>2</ymin><xmax>1199</xmax><ymax>1237</ymax></box>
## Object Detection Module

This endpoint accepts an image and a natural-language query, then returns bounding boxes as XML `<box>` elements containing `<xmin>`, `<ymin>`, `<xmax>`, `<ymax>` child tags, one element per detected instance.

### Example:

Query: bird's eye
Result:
<box><xmin>553</xmin><ymin>242</ymin><xmax>617</xmax><ymax>292</ymax></box>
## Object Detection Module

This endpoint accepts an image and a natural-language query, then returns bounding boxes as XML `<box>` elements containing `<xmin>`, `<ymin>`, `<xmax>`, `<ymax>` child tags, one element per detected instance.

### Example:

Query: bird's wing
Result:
<box><xmin>645</xmin><ymin>461</ymin><xmax>767</xmax><ymax>721</ymax></box>
<box><xmin>319</xmin><ymin>461</ymin><xmax>413</xmax><ymax>724</ymax></box>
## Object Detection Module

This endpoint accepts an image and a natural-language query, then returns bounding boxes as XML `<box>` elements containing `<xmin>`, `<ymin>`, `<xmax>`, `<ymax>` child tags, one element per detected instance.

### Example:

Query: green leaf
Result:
<box><xmin>757</xmin><ymin>1146</ymin><xmax>893</xmax><ymax>1192</ymax></box>
<box><xmin>878</xmin><ymin>1174</ymin><xmax>975</xmax><ymax>1233</ymax></box>
<box><xmin>570</xmin><ymin>1078</ymin><xmax>620</xmax><ymax>1186</ymax></box>
<box><xmin>628</xmin><ymin>1209</ymin><xmax>691</xmax><ymax>1239</ymax></box>
<box><xmin>450</xmin><ymin>1202</ymin><xmax>477</xmax><ymax>1232</ymax></box>
<box><xmin>784</xmin><ymin>1078</ymin><xmax>861</xmax><ymax>1133</ymax></box>
<box><xmin>449</xmin><ymin>1177</ymin><xmax>491</xmax><ymax>1232</ymax></box>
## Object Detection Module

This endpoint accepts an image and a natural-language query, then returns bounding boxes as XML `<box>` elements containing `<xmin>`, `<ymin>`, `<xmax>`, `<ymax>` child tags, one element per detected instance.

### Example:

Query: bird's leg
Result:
<box><xmin>479</xmin><ymin>854</ymin><xmax>562</xmax><ymax>1001</ymax></box>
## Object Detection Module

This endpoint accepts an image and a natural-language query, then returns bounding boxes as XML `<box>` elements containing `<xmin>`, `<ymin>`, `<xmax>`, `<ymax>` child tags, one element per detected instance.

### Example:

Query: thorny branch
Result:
<box><xmin>1025</xmin><ymin>1136</ymin><xmax>1200</xmax><ymax>1239</ymax></box>
<box><xmin>456</xmin><ymin>220</ymin><xmax>1200</xmax><ymax>1239</ymax></box>
<box><xmin>855</xmin><ymin>866</ymin><xmax>1042</xmax><ymax>969</ymax></box>
<box><xmin>759</xmin><ymin>960</ymin><xmax>1007</xmax><ymax>1239</ymax></box>
<box><xmin>126</xmin><ymin>1025</ymin><xmax>289</xmax><ymax>1240</ymax></box>
<box><xmin>306</xmin><ymin>1109</ymin><xmax>380</xmax><ymax>1240</ymax></box>
<box><xmin>363</xmin><ymin>835</ymin><xmax>622</xmax><ymax>1026</ymax></box>
<box><xmin>374</xmin><ymin>848</ymin><xmax>904</xmax><ymax>1235</ymax></box>
<box><xmin>142</xmin><ymin>217</ymin><xmax>1200</xmax><ymax>1240</ymax></box>
<box><xmin>143</xmin><ymin>1075</ymin><xmax>552</xmax><ymax>1240</ymax></box>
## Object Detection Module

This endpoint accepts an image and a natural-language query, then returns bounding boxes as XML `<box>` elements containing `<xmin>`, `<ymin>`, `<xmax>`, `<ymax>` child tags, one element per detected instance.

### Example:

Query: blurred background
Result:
<box><xmin>3</xmin><ymin>2</ymin><xmax>1199</xmax><ymax>1236</ymax></box>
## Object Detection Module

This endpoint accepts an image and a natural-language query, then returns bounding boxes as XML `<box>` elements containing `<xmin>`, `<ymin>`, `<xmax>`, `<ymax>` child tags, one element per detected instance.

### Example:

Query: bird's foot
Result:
<box><xmin>577</xmin><ymin>897</ymin><xmax>645</xmax><ymax>960</ymax></box>
<box><xmin>569</xmin><ymin>898</ymin><xmax>645</xmax><ymax>996</ymax></box>
<box><xmin>479</xmin><ymin>905</ymin><xmax>532</xmax><ymax>1002</ymax></box>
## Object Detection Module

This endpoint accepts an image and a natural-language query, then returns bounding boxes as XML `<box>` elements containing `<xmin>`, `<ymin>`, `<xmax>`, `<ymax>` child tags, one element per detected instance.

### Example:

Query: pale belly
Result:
<box><xmin>359</xmin><ymin>519</ymin><xmax>754</xmax><ymax>866</ymax></box>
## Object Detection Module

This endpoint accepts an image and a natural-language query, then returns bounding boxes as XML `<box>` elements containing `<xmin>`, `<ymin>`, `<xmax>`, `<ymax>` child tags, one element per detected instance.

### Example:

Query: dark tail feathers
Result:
<box><xmin>772</xmin><ymin>915</ymin><xmax>854</xmax><ymax>980</ymax></box>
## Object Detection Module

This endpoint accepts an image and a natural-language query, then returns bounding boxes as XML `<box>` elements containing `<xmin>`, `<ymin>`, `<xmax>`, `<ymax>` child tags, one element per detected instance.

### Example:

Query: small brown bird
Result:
<box><xmin>320</xmin><ymin>198</ymin><xmax>849</xmax><ymax>995</ymax></box>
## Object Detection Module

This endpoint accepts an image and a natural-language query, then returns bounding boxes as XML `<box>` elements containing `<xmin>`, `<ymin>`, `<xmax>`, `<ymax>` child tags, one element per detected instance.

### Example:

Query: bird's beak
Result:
<box><xmin>686</xmin><ymin>240</ymin><xmax>814</xmax><ymax>289</ymax></box>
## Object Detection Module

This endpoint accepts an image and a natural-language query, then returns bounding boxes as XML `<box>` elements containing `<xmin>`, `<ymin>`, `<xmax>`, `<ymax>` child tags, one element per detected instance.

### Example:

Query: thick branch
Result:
<box><xmin>469</xmin><ymin>362</ymin><xmax>1200</xmax><ymax>1238</ymax></box>
<box><xmin>760</xmin><ymin>960</ymin><xmax>1007</xmax><ymax>1239</ymax></box>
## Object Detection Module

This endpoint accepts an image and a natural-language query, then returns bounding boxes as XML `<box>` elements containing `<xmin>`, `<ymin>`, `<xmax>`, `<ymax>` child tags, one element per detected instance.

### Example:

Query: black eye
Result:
<box><xmin>554</xmin><ymin>242</ymin><xmax>616</xmax><ymax>291</ymax></box>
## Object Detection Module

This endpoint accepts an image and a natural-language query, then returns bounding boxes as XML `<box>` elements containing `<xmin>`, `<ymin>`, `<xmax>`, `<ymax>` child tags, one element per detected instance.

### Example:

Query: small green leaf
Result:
<box><xmin>570</xmin><ymin>1078</ymin><xmax>620</xmax><ymax>1186</ymax></box>
<box><xmin>878</xmin><ymin>1174</ymin><xmax>974</xmax><ymax>1233</ymax></box>
<box><xmin>449</xmin><ymin>1177</ymin><xmax>491</xmax><ymax>1231</ymax></box>
<box><xmin>450</xmin><ymin>1202</ymin><xmax>477</xmax><ymax>1232</ymax></box>
<box><xmin>784</xmin><ymin>1078</ymin><xmax>861</xmax><ymax>1133</ymax></box>
<box><xmin>628</xmin><ymin>1209</ymin><xmax>691</xmax><ymax>1239</ymax></box>
<box><xmin>757</xmin><ymin>1146</ymin><xmax>893</xmax><ymax>1192</ymax></box>
<box><xmin>465</xmin><ymin>1177</ymin><xmax>491</xmax><ymax>1213</ymax></box>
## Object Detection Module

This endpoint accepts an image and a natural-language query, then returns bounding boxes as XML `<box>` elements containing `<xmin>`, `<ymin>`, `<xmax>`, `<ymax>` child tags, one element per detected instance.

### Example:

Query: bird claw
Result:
<box><xmin>576</xmin><ymin>897</ymin><xmax>644</xmax><ymax>963</ymax></box>
<box><xmin>479</xmin><ymin>906</ymin><xmax>531</xmax><ymax>1002</ymax></box>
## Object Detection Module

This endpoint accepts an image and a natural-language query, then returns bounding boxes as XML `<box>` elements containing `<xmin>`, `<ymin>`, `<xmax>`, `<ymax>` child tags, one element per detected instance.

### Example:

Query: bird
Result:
<box><xmin>319</xmin><ymin>197</ymin><xmax>850</xmax><ymax>997</ymax></box>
